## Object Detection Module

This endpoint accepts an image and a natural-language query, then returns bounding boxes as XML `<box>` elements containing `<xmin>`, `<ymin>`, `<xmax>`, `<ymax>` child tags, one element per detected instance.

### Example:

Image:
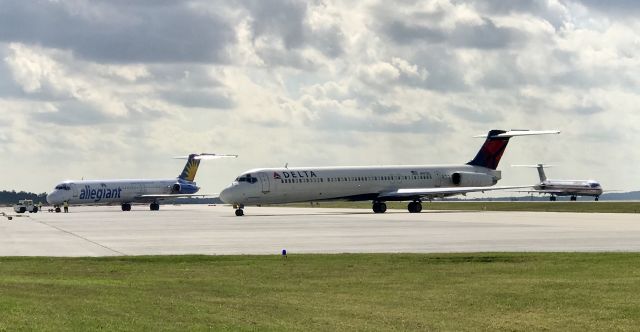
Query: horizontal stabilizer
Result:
<box><xmin>512</xmin><ymin>164</ymin><xmax>554</xmax><ymax>168</ymax></box>
<box><xmin>173</xmin><ymin>153</ymin><xmax>238</xmax><ymax>160</ymax></box>
<box><xmin>473</xmin><ymin>130</ymin><xmax>560</xmax><ymax>138</ymax></box>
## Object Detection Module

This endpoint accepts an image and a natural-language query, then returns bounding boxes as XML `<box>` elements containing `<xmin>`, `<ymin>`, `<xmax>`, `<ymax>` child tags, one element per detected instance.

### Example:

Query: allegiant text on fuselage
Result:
<box><xmin>79</xmin><ymin>186</ymin><xmax>122</xmax><ymax>201</ymax></box>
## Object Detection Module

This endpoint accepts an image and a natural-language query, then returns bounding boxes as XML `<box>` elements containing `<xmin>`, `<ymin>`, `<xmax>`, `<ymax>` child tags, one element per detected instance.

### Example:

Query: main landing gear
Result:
<box><xmin>121</xmin><ymin>203</ymin><xmax>132</xmax><ymax>211</ymax></box>
<box><xmin>550</xmin><ymin>196</ymin><xmax>557</xmax><ymax>201</ymax></box>
<box><xmin>570</xmin><ymin>196</ymin><xmax>577</xmax><ymax>201</ymax></box>
<box><xmin>372</xmin><ymin>201</ymin><xmax>423</xmax><ymax>213</ymax></box>
<box><xmin>407</xmin><ymin>201</ymin><xmax>422</xmax><ymax>213</ymax></box>
<box><xmin>372</xmin><ymin>202</ymin><xmax>387</xmax><ymax>213</ymax></box>
<box><xmin>150</xmin><ymin>203</ymin><xmax>160</xmax><ymax>211</ymax></box>
<box><xmin>595</xmin><ymin>196</ymin><xmax>599</xmax><ymax>201</ymax></box>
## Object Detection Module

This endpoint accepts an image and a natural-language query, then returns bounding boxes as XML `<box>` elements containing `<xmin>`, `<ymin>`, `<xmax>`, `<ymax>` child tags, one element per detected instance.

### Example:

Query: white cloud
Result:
<box><xmin>0</xmin><ymin>0</ymin><xmax>638</xmax><ymax>194</ymax></box>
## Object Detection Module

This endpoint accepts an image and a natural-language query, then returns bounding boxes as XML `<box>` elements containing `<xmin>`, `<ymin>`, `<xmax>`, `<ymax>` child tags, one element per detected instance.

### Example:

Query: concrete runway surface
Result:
<box><xmin>1</xmin><ymin>205</ymin><xmax>639</xmax><ymax>256</ymax></box>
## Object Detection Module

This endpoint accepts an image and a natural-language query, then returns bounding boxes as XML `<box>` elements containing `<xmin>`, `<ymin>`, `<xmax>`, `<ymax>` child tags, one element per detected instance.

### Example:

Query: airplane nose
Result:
<box><xmin>46</xmin><ymin>192</ymin><xmax>56</xmax><ymax>205</ymax></box>
<box><xmin>219</xmin><ymin>186</ymin><xmax>236</xmax><ymax>204</ymax></box>
<box><xmin>46</xmin><ymin>191</ymin><xmax>63</xmax><ymax>205</ymax></box>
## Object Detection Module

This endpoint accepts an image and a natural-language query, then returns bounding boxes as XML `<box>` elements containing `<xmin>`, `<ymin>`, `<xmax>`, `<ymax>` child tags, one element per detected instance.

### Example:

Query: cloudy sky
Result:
<box><xmin>0</xmin><ymin>0</ymin><xmax>638</xmax><ymax>194</ymax></box>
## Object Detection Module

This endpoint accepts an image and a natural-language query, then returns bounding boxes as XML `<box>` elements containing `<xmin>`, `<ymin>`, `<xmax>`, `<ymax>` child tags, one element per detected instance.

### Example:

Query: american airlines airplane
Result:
<box><xmin>219</xmin><ymin>129</ymin><xmax>559</xmax><ymax>216</ymax></box>
<box><xmin>513</xmin><ymin>164</ymin><xmax>603</xmax><ymax>201</ymax></box>
<box><xmin>46</xmin><ymin>153</ymin><xmax>236</xmax><ymax>212</ymax></box>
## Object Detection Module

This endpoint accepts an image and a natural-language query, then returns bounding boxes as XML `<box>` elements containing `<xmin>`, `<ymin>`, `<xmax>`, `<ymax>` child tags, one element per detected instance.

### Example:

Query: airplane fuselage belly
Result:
<box><xmin>223</xmin><ymin>165</ymin><xmax>500</xmax><ymax>205</ymax></box>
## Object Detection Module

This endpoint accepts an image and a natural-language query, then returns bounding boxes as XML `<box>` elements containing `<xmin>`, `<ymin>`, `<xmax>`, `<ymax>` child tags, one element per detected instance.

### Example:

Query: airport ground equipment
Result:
<box><xmin>13</xmin><ymin>200</ymin><xmax>38</xmax><ymax>213</ymax></box>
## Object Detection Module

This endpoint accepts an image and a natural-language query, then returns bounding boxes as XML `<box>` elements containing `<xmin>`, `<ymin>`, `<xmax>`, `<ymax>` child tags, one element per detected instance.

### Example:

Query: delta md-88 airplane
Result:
<box><xmin>219</xmin><ymin>129</ymin><xmax>560</xmax><ymax>216</ymax></box>
<box><xmin>46</xmin><ymin>153</ymin><xmax>236</xmax><ymax>212</ymax></box>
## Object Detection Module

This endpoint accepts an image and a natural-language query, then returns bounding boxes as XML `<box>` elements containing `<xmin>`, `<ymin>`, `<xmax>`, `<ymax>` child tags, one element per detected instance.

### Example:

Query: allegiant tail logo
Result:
<box><xmin>79</xmin><ymin>185</ymin><xmax>122</xmax><ymax>201</ymax></box>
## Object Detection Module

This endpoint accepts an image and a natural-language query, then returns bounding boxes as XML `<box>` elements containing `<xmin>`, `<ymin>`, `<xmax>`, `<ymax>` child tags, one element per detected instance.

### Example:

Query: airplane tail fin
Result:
<box><xmin>178</xmin><ymin>154</ymin><xmax>201</xmax><ymax>182</ymax></box>
<box><xmin>536</xmin><ymin>164</ymin><xmax>547</xmax><ymax>182</ymax></box>
<box><xmin>175</xmin><ymin>153</ymin><xmax>238</xmax><ymax>182</ymax></box>
<box><xmin>467</xmin><ymin>130</ymin><xmax>560</xmax><ymax>170</ymax></box>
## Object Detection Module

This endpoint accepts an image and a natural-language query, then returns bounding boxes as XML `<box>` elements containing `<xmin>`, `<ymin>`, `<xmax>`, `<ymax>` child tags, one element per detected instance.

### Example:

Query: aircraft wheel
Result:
<box><xmin>373</xmin><ymin>202</ymin><xmax>387</xmax><ymax>213</ymax></box>
<box><xmin>408</xmin><ymin>202</ymin><xmax>423</xmax><ymax>213</ymax></box>
<box><xmin>121</xmin><ymin>203</ymin><xmax>132</xmax><ymax>211</ymax></box>
<box><xmin>408</xmin><ymin>202</ymin><xmax>415</xmax><ymax>213</ymax></box>
<box><xmin>595</xmin><ymin>196</ymin><xmax>599</xmax><ymax>201</ymax></box>
<box><xmin>550</xmin><ymin>196</ymin><xmax>556</xmax><ymax>202</ymax></box>
<box><xmin>55</xmin><ymin>207</ymin><xmax>61</xmax><ymax>213</ymax></box>
<box><xmin>235</xmin><ymin>209</ymin><xmax>244</xmax><ymax>217</ymax></box>
<box><xmin>150</xmin><ymin>203</ymin><xmax>160</xmax><ymax>211</ymax></box>
<box><xmin>570</xmin><ymin>196</ymin><xmax>577</xmax><ymax>201</ymax></box>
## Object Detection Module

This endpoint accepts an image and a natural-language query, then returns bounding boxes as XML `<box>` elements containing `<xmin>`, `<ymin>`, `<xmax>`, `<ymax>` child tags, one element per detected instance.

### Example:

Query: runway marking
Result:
<box><xmin>33</xmin><ymin>219</ymin><xmax>127</xmax><ymax>256</ymax></box>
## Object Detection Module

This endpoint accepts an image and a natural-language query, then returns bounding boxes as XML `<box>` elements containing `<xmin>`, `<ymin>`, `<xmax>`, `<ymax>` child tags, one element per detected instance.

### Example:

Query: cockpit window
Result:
<box><xmin>590</xmin><ymin>183</ymin><xmax>600</xmax><ymax>188</ymax></box>
<box><xmin>235</xmin><ymin>174</ymin><xmax>258</xmax><ymax>184</ymax></box>
<box><xmin>55</xmin><ymin>184</ymin><xmax>71</xmax><ymax>190</ymax></box>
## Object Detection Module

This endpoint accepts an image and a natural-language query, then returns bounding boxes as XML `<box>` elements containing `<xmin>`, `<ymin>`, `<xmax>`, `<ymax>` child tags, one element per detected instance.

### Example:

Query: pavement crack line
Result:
<box><xmin>34</xmin><ymin>219</ymin><xmax>127</xmax><ymax>256</ymax></box>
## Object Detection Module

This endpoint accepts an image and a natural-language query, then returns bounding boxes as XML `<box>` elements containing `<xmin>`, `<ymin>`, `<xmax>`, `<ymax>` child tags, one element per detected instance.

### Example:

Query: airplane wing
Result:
<box><xmin>510</xmin><ymin>189</ymin><xmax>565</xmax><ymax>194</ymax></box>
<box><xmin>133</xmin><ymin>194</ymin><xmax>218</xmax><ymax>202</ymax></box>
<box><xmin>509</xmin><ymin>189</ymin><xmax>610</xmax><ymax>194</ymax></box>
<box><xmin>378</xmin><ymin>185</ymin><xmax>534</xmax><ymax>200</ymax></box>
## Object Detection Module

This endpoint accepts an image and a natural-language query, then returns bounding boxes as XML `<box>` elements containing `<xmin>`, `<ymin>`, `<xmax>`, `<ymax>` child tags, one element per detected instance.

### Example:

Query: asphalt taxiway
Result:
<box><xmin>1</xmin><ymin>205</ymin><xmax>640</xmax><ymax>256</ymax></box>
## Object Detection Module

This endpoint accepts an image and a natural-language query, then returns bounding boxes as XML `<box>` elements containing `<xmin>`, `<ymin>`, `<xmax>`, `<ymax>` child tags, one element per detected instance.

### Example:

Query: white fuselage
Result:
<box><xmin>535</xmin><ymin>179</ymin><xmax>603</xmax><ymax>197</ymax></box>
<box><xmin>219</xmin><ymin>164</ymin><xmax>500</xmax><ymax>205</ymax></box>
<box><xmin>46</xmin><ymin>179</ymin><xmax>182</xmax><ymax>206</ymax></box>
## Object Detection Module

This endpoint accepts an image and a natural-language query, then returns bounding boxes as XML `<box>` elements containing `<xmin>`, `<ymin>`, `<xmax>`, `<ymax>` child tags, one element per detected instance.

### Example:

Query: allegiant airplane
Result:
<box><xmin>219</xmin><ymin>129</ymin><xmax>559</xmax><ymax>216</ymax></box>
<box><xmin>46</xmin><ymin>153</ymin><xmax>236</xmax><ymax>212</ymax></box>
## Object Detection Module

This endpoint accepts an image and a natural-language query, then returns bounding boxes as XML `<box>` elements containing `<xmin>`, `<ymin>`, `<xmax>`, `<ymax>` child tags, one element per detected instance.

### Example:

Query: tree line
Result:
<box><xmin>0</xmin><ymin>191</ymin><xmax>48</xmax><ymax>205</ymax></box>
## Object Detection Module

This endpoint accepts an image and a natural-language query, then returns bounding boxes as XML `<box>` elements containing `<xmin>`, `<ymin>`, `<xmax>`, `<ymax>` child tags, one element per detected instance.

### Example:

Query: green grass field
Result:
<box><xmin>280</xmin><ymin>201</ymin><xmax>640</xmax><ymax>213</ymax></box>
<box><xmin>2</xmin><ymin>253</ymin><xmax>640</xmax><ymax>331</ymax></box>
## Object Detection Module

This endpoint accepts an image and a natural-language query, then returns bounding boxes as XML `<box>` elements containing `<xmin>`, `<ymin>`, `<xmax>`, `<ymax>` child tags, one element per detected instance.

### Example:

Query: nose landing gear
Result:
<box><xmin>233</xmin><ymin>204</ymin><xmax>245</xmax><ymax>216</ymax></box>
<box><xmin>121</xmin><ymin>203</ymin><xmax>132</xmax><ymax>211</ymax></box>
<box><xmin>150</xmin><ymin>203</ymin><xmax>160</xmax><ymax>211</ymax></box>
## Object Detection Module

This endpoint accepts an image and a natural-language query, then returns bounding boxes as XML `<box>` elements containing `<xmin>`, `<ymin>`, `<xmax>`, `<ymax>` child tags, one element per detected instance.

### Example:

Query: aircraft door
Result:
<box><xmin>72</xmin><ymin>184</ymin><xmax>79</xmax><ymax>198</ymax></box>
<box><xmin>259</xmin><ymin>172</ymin><xmax>270</xmax><ymax>193</ymax></box>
